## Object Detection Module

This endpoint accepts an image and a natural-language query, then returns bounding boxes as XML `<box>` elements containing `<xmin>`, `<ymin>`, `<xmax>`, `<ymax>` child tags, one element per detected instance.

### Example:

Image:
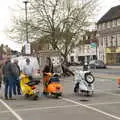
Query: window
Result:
<box><xmin>112</xmin><ymin>20</ymin><xmax>117</xmax><ymax>27</ymax></box>
<box><xmin>103</xmin><ymin>36</ymin><xmax>107</xmax><ymax>47</ymax></box>
<box><xmin>101</xmin><ymin>37</ymin><xmax>103</xmax><ymax>46</ymax></box>
<box><xmin>102</xmin><ymin>23</ymin><xmax>104</xmax><ymax>29</ymax></box>
<box><xmin>106</xmin><ymin>22</ymin><xmax>108</xmax><ymax>28</ymax></box>
<box><xmin>103</xmin><ymin>37</ymin><xmax>106</xmax><ymax>47</ymax></box>
<box><xmin>117</xmin><ymin>19</ymin><xmax>120</xmax><ymax>26</ymax></box>
<box><xmin>111</xmin><ymin>36</ymin><xmax>113</xmax><ymax>47</ymax></box>
<box><xmin>117</xmin><ymin>34</ymin><xmax>120</xmax><ymax>46</ymax></box>
<box><xmin>107</xmin><ymin>21</ymin><xmax>111</xmax><ymax>28</ymax></box>
<box><xmin>106</xmin><ymin>36</ymin><xmax>108</xmax><ymax>47</ymax></box>
<box><xmin>112</xmin><ymin>35</ymin><xmax>117</xmax><ymax>47</ymax></box>
<box><xmin>99</xmin><ymin>24</ymin><xmax>102</xmax><ymax>30</ymax></box>
<box><xmin>107</xmin><ymin>36</ymin><xmax>111</xmax><ymax>47</ymax></box>
<box><xmin>99</xmin><ymin>37</ymin><xmax>103</xmax><ymax>47</ymax></box>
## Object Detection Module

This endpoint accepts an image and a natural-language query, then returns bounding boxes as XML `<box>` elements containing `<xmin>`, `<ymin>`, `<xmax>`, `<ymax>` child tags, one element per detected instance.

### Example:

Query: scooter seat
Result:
<box><xmin>26</xmin><ymin>80</ymin><xmax>40</xmax><ymax>86</ymax></box>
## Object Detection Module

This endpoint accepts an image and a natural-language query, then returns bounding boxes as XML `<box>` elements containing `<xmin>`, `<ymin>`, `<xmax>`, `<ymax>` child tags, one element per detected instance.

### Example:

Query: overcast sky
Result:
<box><xmin>0</xmin><ymin>0</ymin><xmax>120</xmax><ymax>51</ymax></box>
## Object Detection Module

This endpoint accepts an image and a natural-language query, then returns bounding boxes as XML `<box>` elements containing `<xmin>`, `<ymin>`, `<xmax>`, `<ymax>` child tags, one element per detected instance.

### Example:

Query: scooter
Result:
<box><xmin>20</xmin><ymin>73</ymin><xmax>40</xmax><ymax>100</ymax></box>
<box><xmin>73</xmin><ymin>69</ymin><xmax>95</xmax><ymax>96</ymax></box>
<box><xmin>116</xmin><ymin>77</ymin><xmax>120</xmax><ymax>88</ymax></box>
<box><xmin>43</xmin><ymin>73</ymin><xmax>63</xmax><ymax>98</ymax></box>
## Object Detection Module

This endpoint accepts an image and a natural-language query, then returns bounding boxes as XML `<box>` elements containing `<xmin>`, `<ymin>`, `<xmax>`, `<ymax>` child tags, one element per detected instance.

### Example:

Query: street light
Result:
<box><xmin>23</xmin><ymin>0</ymin><xmax>31</xmax><ymax>55</ymax></box>
<box><xmin>23</xmin><ymin>0</ymin><xmax>29</xmax><ymax>43</ymax></box>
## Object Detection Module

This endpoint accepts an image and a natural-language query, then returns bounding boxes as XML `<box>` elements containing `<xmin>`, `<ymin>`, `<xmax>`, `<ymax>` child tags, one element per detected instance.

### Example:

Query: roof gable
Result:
<box><xmin>97</xmin><ymin>5</ymin><xmax>120</xmax><ymax>24</ymax></box>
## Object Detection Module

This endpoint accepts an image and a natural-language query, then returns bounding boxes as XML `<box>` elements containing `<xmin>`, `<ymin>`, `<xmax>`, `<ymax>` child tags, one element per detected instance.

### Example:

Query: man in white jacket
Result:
<box><xmin>22</xmin><ymin>58</ymin><xmax>34</xmax><ymax>81</ymax></box>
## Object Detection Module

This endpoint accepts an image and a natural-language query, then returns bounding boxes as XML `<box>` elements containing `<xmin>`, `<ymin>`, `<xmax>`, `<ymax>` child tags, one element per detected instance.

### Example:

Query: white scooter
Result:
<box><xmin>73</xmin><ymin>69</ymin><xmax>95</xmax><ymax>96</ymax></box>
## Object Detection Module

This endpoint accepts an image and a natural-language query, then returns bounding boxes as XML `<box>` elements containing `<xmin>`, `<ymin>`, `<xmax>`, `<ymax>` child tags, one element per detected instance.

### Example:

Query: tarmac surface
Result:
<box><xmin>0</xmin><ymin>72</ymin><xmax>120</xmax><ymax>120</ymax></box>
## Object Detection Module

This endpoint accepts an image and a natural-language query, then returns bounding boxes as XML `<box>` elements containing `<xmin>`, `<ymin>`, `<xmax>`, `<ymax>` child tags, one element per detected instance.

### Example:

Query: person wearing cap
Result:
<box><xmin>22</xmin><ymin>58</ymin><xmax>34</xmax><ymax>81</ymax></box>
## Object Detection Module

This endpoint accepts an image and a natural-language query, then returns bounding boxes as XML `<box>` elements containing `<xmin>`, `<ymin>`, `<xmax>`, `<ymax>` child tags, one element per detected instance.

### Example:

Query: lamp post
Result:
<box><xmin>23</xmin><ymin>0</ymin><xmax>29</xmax><ymax>43</ymax></box>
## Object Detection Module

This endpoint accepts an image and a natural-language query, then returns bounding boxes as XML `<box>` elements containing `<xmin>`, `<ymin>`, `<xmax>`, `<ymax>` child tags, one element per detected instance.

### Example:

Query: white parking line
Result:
<box><xmin>62</xmin><ymin>98</ymin><xmax>120</xmax><ymax>120</ymax></box>
<box><xmin>0</xmin><ymin>99</ymin><xmax>23</xmax><ymax>120</ymax></box>
<box><xmin>0</xmin><ymin>104</ymin><xmax>79</xmax><ymax>114</ymax></box>
<box><xmin>87</xmin><ymin>101</ymin><xmax>120</xmax><ymax>106</ymax></box>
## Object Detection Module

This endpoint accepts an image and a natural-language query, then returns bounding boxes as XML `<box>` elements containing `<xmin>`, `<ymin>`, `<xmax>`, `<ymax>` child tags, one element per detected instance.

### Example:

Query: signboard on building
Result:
<box><xmin>105</xmin><ymin>47</ymin><xmax>120</xmax><ymax>53</ymax></box>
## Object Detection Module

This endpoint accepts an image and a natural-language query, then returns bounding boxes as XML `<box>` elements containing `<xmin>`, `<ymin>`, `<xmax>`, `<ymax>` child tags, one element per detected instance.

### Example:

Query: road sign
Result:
<box><xmin>90</xmin><ymin>43</ymin><xmax>96</xmax><ymax>48</ymax></box>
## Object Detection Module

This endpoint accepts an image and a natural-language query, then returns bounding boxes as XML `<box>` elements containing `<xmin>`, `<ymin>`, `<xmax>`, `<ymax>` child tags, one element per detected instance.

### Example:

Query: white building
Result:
<box><xmin>68</xmin><ymin>31</ymin><xmax>97</xmax><ymax>64</ymax></box>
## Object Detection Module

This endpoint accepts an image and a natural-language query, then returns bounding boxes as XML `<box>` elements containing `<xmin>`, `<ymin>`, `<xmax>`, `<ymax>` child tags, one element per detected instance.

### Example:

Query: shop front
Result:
<box><xmin>106</xmin><ymin>47</ymin><xmax>120</xmax><ymax>65</ymax></box>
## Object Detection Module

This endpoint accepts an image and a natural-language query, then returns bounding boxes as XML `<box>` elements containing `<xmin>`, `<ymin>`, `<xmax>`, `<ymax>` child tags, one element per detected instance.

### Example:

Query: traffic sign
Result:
<box><xmin>90</xmin><ymin>43</ymin><xmax>96</xmax><ymax>48</ymax></box>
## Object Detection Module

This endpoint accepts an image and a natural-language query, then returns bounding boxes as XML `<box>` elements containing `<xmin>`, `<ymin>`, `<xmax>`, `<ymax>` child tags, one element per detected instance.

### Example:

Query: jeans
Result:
<box><xmin>4</xmin><ymin>75</ymin><xmax>14</xmax><ymax>98</ymax></box>
<box><xmin>13</xmin><ymin>76</ymin><xmax>21</xmax><ymax>95</ymax></box>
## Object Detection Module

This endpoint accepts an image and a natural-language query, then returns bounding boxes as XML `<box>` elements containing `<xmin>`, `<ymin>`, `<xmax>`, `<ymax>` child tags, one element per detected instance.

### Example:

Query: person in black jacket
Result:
<box><xmin>42</xmin><ymin>57</ymin><xmax>53</xmax><ymax>94</ymax></box>
<box><xmin>2</xmin><ymin>57</ymin><xmax>17</xmax><ymax>100</ymax></box>
<box><xmin>13</xmin><ymin>59</ymin><xmax>21</xmax><ymax>95</ymax></box>
<box><xmin>43</xmin><ymin>57</ymin><xmax>53</xmax><ymax>74</ymax></box>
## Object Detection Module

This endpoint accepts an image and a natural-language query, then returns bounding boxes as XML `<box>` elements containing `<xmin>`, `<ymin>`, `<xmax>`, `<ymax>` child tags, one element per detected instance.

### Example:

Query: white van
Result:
<box><xmin>11</xmin><ymin>56</ymin><xmax>41</xmax><ymax>79</ymax></box>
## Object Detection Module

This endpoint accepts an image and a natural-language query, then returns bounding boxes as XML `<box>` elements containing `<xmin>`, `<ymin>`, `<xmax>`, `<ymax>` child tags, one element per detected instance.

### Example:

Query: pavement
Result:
<box><xmin>107</xmin><ymin>65</ymin><xmax>120</xmax><ymax>69</ymax></box>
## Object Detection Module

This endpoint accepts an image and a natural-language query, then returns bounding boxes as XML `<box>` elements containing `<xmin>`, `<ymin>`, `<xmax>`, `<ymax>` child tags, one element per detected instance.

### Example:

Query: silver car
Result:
<box><xmin>89</xmin><ymin>60</ymin><xmax>106</xmax><ymax>69</ymax></box>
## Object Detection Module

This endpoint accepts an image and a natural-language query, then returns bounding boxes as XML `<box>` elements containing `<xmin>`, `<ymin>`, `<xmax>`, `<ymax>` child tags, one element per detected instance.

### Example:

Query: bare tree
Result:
<box><xmin>7</xmin><ymin>0</ymin><xmax>98</xmax><ymax>61</ymax></box>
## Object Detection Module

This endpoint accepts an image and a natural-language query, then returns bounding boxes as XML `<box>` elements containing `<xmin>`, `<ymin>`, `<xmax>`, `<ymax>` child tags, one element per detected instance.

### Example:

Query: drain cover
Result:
<box><xmin>79</xmin><ymin>99</ymin><xmax>89</xmax><ymax>102</ymax></box>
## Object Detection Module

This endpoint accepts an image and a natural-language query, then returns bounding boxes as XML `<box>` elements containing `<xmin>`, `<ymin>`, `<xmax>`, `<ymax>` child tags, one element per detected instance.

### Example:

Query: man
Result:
<box><xmin>42</xmin><ymin>57</ymin><xmax>53</xmax><ymax>94</ymax></box>
<box><xmin>13</xmin><ymin>59</ymin><xmax>21</xmax><ymax>95</ymax></box>
<box><xmin>2</xmin><ymin>56</ymin><xmax>16</xmax><ymax>100</ymax></box>
<box><xmin>22</xmin><ymin>58</ymin><xmax>34</xmax><ymax>81</ymax></box>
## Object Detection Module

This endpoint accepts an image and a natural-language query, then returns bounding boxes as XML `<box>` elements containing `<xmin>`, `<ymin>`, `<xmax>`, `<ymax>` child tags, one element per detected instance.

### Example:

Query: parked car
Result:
<box><xmin>89</xmin><ymin>60</ymin><xmax>106</xmax><ymax>69</ymax></box>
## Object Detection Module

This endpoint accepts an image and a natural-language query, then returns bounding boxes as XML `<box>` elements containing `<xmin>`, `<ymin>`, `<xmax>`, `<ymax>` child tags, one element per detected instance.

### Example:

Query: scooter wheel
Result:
<box><xmin>32</xmin><ymin>95</ymin><xmax>38</xmax><ymax>100</ymax></box>
<box><xmin>25</xmin><ymin>94</ymin><xmax>29</xmax><ymax>98</ymax></box>
<box><xmin>85</xmin><ymin>73</ymin><xmax>95</xmax><ymax>84</ymax></box>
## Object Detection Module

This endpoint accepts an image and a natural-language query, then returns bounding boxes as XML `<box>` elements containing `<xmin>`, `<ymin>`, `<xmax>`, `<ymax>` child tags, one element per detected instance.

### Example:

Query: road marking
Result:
<box><xmin>96</xmin><ymin>90</ymin><xmax>120</xmax><ymax>97</ymax></box>
<box><xmin>0</xmin><ymin>104</ymin><xmax>79</xmax><ymax>114</ymax></box>
<box><xmin>87</xmin><ymin>101</ymin><xmax>120</xmax><ymax>106</ymax></box>
<box><xmin>62</xmin><ymin>98</ymin><xmax>120</xmax><ymax>120</ymax></box>
<box><xmin>0</xmin><ymin>99</ymin><xmax>23</xmax><ymax>120</ymax></box>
